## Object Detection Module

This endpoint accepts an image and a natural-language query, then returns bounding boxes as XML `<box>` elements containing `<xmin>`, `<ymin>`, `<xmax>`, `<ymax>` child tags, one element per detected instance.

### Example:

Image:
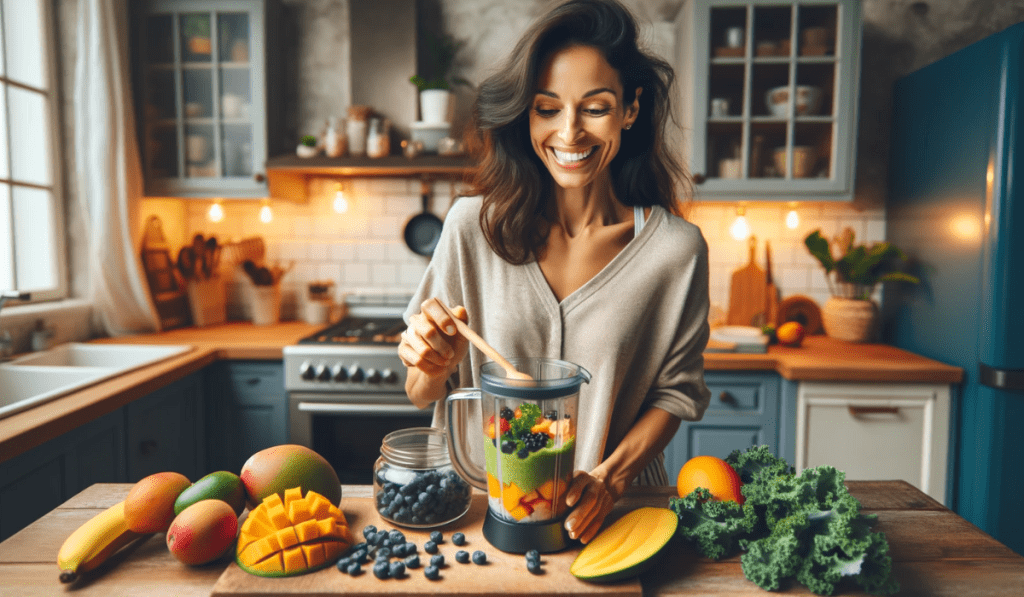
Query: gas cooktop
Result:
<box><xmin>298</xmin><ymin>316</ymin><xmax>406</xmax><ymax>346</ymax></box>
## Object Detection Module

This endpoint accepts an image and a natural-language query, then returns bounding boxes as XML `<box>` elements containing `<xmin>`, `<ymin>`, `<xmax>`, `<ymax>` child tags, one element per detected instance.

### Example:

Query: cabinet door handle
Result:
<box><xmin>246</xmin><ymin>377</ymin><xmax>261</xmax><ymax>386</ymax></box>
<box><xmin>692</xmin><ymin>173</ymin><xmax>706</xmax><ymax>184</ymax></box>
<box><xmin>253</xmin><ymin>172</ymin><xmax>266</xmax><ymax>183</ymax></box>
<box><xmin>848</xmin><ymin>406</ymin><xmax>899</xmax><ymax>417</ymax></box>
<box><xmin>719</xmin><ymin>391</ymin><xmax>737</xmax><ymax>405</ymax></box>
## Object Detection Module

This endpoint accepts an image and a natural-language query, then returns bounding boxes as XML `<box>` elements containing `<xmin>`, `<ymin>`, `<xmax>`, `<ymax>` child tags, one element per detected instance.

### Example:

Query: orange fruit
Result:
<box><xmin>676</xmin><ymin>455</ymin><xmax>744</xmax><ymax>504</ymax></box>
<box><xmin>776</xmin><ymin>321</ymin><xmax>806</xmax><ymax>346</ymax></box>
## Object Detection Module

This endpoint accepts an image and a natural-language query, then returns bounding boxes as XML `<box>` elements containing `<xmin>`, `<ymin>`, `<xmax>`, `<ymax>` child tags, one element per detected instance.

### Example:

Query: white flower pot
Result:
<box><xmin>419</xmin><ymin>89</ymin><xmax>452</xmax><ymax>124</ymax></box>
<box><xmin>821</xmin><ymin>297</ymin><xmax>879</xmax><ymax>343</ymax></box>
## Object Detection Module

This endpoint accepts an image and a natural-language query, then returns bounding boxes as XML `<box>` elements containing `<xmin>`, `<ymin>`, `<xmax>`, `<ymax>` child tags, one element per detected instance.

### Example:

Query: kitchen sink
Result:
<box><xmin>0</xmin><ymin>343</ymin><xmax>192</xmax><ymax>420</ymax></box>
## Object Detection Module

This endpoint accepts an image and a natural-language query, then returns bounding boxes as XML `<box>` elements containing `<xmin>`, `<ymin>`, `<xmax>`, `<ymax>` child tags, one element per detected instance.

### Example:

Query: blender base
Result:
<box><xmin>482</xmin><ymin>509</ymin><xmax>573</xmax><ymax>554</ymax></box>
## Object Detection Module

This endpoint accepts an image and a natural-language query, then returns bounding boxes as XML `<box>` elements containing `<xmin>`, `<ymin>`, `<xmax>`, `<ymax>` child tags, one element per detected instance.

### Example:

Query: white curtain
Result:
<box><xmin>74</xmin><ymin>0</ymin><xmax>160</xmax><ymax>335</ymax></box>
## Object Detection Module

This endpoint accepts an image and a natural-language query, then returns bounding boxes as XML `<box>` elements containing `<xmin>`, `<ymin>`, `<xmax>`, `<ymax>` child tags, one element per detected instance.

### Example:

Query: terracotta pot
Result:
<box><xmin>821</xmin><ymin>296</ymin><xmax>878</xmax><ymax>343</ymax></box>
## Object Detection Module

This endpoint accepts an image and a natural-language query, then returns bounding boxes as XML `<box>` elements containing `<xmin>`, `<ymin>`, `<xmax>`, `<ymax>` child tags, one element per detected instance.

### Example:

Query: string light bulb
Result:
<box><xmin>333</xmin><ymin>182</ymin><xmax>349</xmax><ymax>214</ymax></box>
<box><xmin>786</xmin><ymin>202</ymin><xmax>800</xmax><ymax>229</ymax></box>
<box><xmin>207</xmin><ymin>201</ymin><xmax>224</xmax><ymax>223</ymax></box>
<box><xmin>259</xmin><ymin>199</ymin><xmax>273</xmax><ymax>223</ymax></box>
<box><xmin>730</xmin><ymin>205</ymin><xmax>750</xmax><ymax>241</ymax></box>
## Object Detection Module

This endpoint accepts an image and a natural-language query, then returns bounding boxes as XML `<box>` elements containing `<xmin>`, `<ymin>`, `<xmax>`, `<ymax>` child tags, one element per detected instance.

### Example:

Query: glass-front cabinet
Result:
<box><xmin>134</xmin><ymin>1</ymin><xmax>269</xmax><ymax>197</ymax></box>
<box><xmin>675</xmin><ymin>0</ymin><xmax>862</xmax><ymax>201</ymax></box>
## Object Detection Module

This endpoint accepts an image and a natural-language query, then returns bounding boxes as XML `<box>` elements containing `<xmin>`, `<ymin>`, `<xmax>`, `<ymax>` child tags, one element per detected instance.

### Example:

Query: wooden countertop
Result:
<box><xmin>1</xmin><ymin>481</ymin><xmax>1020</xmax><ymax>596</ymax></box>
<box><xmin>0</xmin><ymin>322</ymin><xmax>960</xmax><ymax>465</ymax></box>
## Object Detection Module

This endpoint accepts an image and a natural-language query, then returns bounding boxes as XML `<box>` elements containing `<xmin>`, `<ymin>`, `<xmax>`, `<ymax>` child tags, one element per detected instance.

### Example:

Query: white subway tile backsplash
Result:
<box><xmin>308</xmin><ymin>242</ymin><xmax>330</xmax><ymax>260</ymax></box>
<box><xmin>343</xmin><ymin>262</ymin><xmax>371</xmax><ymax>285</ymax></box>
<box><xmin>329</xmin><ymin>242</ymin><xmax>356</xmax><ymax>261</ymax></box>
<box><xmin>293</xmin><ymin>216</ymin><xmax>314</xmax><ymax>237</ymax></box>
<box><xmin>371</xmin><ymin>263</ymin><xmax>398</xmax><ymax>286</ymax></box>
<box><xmin>356</xmin><ymin>241</ymin><xmax>388</xmax><ymax>261</ymax></box>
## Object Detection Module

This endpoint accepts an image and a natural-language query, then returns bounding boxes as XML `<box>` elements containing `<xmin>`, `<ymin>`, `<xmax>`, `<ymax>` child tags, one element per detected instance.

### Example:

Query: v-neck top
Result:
<box><xmin>405</xmin><ymin>196</ymin><xmax>711</xmax><ymax>482</ymax></box>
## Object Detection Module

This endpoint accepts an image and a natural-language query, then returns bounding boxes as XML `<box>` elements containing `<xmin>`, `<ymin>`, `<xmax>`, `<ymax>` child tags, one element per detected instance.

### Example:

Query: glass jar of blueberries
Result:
<box><xmin>373</xmin><ymin>427</ymin><xmax>472</xmax><ymax>528</ymax></box>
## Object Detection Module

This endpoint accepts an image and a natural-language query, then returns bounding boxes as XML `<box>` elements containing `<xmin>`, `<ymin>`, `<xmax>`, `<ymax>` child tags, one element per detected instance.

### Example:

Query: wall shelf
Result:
<box><xmin>265</xmin><ymin>154</ymin><xmax>473</xmax><ymax>202</ymax></box>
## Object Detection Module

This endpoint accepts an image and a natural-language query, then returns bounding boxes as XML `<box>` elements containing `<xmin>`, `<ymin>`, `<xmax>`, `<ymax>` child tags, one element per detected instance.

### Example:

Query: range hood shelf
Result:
<box><xmin>265</xmin><ymin>154</ymin><xmax>473</xmax><ymax>202</ymax></box>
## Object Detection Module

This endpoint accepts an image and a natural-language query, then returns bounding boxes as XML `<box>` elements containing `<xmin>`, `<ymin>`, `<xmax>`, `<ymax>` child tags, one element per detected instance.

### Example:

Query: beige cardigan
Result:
<box><xmin>405</xmin><ymin>196</ymin><xmax>711</xmax><ymax>483</ymax></box>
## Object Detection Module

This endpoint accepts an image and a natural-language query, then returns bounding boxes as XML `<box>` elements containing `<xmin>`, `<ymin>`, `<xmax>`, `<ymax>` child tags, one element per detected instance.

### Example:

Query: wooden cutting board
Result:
<box><xmin>211</xmin><ymin>492</ymin><xmax>641</xmax><ymax>597</ymax></box>
<box><xmin>727</xmin><ymin>236</ymin><xmax>766</xmax><ymax>327</ymax></box>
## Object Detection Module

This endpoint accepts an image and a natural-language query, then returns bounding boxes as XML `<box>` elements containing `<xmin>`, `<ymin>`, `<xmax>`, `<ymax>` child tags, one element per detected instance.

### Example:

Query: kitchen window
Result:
<box><xmin>0</xmin><ymin>0</ymin><xmax>65</xmax><ymax>302</ymax></box>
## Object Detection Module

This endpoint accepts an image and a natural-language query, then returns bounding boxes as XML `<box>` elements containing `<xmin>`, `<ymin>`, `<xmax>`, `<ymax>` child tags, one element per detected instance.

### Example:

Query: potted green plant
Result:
<box><xmin>805</xmin><ymin>227</ymin><xmax>919</xmax><ymax>342</ymax></box>
<box><xmin>296</xmin><ymin>135</ymin><xmax>319</xmax><ymax>158</ymax></box>
<box><xmin>410</xmin><ymin>33</ymin><xmax>472</xmax><ymax>124</ymax></box>
<box><xmin>183</xmin><ymin>15</ymin><xmax>211</xmax><ymax>56</ymax></box>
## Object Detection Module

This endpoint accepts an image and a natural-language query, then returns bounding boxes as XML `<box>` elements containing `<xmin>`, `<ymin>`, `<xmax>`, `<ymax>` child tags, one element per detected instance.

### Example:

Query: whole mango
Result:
<box><xmin>777</xmin><ymin>321</ymin><xmax>806</xmax><ymax>347</ymax></box>
<box><xmin>167</xmin><ymin>499</ymin><xmax>238</xmax><ymax>566</ymax></box>
<box><xmin>239</xmin><ymin>444</ymin><xmax>342</xmax><ymax>509</ymax></box>
<box><xmin>124</xmin><ymin>471</ymin><xmax>191</xmax><ymax>533</ymax></box>
<box><xmin>174</xmin><ymin>471</ymin><xmax>247</xmax><ymax>516</ymax></box>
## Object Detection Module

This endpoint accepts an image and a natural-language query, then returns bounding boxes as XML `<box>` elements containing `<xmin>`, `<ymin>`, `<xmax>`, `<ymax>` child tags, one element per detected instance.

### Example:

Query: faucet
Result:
<box><xmin>0</xmin><ymin>290</ymin><xmax>31</xmax><ymax>360</ymax></box>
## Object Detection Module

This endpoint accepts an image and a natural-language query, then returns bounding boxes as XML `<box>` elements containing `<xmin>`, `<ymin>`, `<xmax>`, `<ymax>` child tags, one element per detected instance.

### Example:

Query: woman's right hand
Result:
<box><xmin>399</xmin><ymin>298</ymin><xmax>469</xmax><ymax>405</ymax></box>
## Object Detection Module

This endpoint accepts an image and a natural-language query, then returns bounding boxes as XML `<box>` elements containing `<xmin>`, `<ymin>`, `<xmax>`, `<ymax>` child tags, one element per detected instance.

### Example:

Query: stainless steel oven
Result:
<box><xmin>283</xmin><ymin>294</ymin><xmax>433</xmax><ymax>484</ymax></box>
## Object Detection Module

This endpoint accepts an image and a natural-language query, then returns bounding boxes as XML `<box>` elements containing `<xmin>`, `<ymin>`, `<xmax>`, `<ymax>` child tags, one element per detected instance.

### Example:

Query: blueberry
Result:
<box><xmin>404</xmin><ymin>554</ymin><xmax>421</xmax><ymax>569</ymax></box>
<box><xmin>527</xmin><ymin>558</ymin><xmax>542</xmax><ymax>574</ymax></box>
<box><xmin>389</xmin><ymin>530</ymin><xmax>405</xmax><ymax>544</ymax></box>
<box><xmin>525</xmin><ymin>549</ymin><xmax>540</xmax><ymax>561</ymax></box>
<box><xmin>336</xmin><ymin>557</ymin><xmax>350</xmax><ymax>571</ymax></box>
<box><xmin>455</xmin><ymin>550</ymin><xmax>470</xmax><ymax>564</ymax></box>
<box><xmin>424</xmin><ymin>540</ymin><xmax>438</xmax><ymax>554</ymax></box>
<box><xmin>352</xmin><ymin>541</ymin><xmax>367</xmax><ymax>552</ymax></box>
<box><xmin>430</xmin><ymin>554</ymin><xmax>445</xmax><ymax>567</ymax></box>
<box><xmin>403</xmin><ymin>542</ymin><xmax>417</xmax><ymax>554</ymax></box>
<box><xmin>369</xmin><ymin>530</ymin><xmax>386</xmax><ymax>545</ymax></box>
<box><xmin>372</xmin><ymin>561</ymin><xmax>390</xmax><ymax>579</ymax></box>
<box><xmin>472</xmin><ymin>550</ymin><xmax>487</xmax><ymax>565</ymax></box>
<box><xmin>517</xmin><ymin>447</ymin><xmax>530</xmax><ymax>458</ymax></box>
<box><xmin>347</xmin><ymin>562</ymin><xmax>363</xmax><ymax>576</ymax></box>
<box><xmin>389</xmin><ymin>561</ymin><xmax>406</xmax><ymax>578</ymax></box>
<box><xmin>376</xmin><ymin>547</ymin><xmax>391</xmax><ymax>560</ymax></box>
<box><xmin>424</xmin><ymin>564</ymin><xmax>440</xmax><ymax>580</ymax></box>
<box><xmin>452</xmin><ymin>532</ymin><xmax>467</xmax><ymax>546</ymax></box>
<box><xmin>429</xmin><ymin>530</ymin><xmax>443</xmax><ymax>543</ymax></box>
<box><xmin>391</xmin><ymin>543</ymin><xmax>406</xmax><ymax>558</ymax></box>
<box><xmin>362</xmin><ymin>524</ymin><xmax>378</xmax><ymax>539</ymax></box>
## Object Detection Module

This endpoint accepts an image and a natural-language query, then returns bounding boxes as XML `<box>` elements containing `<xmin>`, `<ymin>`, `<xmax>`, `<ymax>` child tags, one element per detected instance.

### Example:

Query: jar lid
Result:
<box><xmin>380</xmin><ymin>427</ymin><xmax>450</xmax><ymax>469</ymax></box>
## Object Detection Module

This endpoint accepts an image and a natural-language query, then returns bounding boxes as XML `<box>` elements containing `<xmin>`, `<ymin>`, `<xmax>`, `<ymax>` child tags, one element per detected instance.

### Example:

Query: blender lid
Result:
<box><xmin>480</xmin><ymin>358</ymin><xmax>591</xmax><ymax>399</ymax></box>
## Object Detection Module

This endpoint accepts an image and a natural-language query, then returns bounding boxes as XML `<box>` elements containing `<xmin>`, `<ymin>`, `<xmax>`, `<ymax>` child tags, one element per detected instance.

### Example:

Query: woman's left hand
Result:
<box><xmin>563</xmin><ymin>470</ymin><xmax>619</xmax><ymax>544</ymax></box>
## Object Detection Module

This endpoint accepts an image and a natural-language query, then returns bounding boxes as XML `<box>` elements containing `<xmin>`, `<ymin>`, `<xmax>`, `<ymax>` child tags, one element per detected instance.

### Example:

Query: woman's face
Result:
<box><xmin>529</xmin><ymin>44</ymin><xmax>640</xmax><ymax>190</ymax></box>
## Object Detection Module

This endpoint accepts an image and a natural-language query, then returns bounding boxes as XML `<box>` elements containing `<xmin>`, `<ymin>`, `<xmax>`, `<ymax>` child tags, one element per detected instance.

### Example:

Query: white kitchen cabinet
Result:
<box><xmin>795</xmin><ymin>382</ymin><xmax>951</xmax><ymax>504</ymax></box>
<box><xmin>674</xmin><ymin>0</ymin><xmax>862</xmax><ymax>201</ymax></box>
<box><xmin>133</xmin><ymin>0</ymin><xmax>279</xmax><ymax>198</ymax></box>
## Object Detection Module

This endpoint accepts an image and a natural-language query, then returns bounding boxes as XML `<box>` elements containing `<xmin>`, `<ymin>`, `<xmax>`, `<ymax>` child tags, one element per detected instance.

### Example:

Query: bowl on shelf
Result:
<box><xmin>766</xmin><ymin>85</ymin><xmax>823</xmax><ymax>117</ymax></box>
<box><xmin>773</xmin><ymin>146</ymin><xmax>819</xmax><ymax>178</ymax></box>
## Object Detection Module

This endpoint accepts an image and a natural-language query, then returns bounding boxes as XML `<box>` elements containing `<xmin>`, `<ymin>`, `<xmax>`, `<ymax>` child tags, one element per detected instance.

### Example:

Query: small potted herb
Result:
<box><xmin>410</xmin><ymin>33</ymin><xmax>472</xmax><ymax>124</ymax></box>
<box><xmin>296</xmin><ymin>135</ymin><xmax>319</xmax><ymax>158</ymax></box>
<box><xmin>805</xmin><ymin>228</ymin><xmax>919</xmax><ymax>342</ymax></box>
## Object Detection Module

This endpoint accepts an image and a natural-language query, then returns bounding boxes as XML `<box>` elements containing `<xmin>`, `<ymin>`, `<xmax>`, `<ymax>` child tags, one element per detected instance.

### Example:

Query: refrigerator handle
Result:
<box><xmin>979</xmin><ymin>363</ymin><xmax>1024</xmax><ymax>392</ymax></box>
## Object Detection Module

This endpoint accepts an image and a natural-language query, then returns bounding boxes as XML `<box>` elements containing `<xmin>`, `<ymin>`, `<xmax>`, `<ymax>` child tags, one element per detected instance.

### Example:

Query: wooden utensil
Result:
<box><xmin>765</xmin><ymin>240</ymin><xmax>780</xmax><ymax>327</ymax></box>
<box><xmin>727</xmin><ymin>236</ymin><xmax>767</xmax><ymax>326</ymax></box>
<box><xmin>435</xmin><ymin>299</ymin><xmax>533</xmax><ymax>381</ymax></box>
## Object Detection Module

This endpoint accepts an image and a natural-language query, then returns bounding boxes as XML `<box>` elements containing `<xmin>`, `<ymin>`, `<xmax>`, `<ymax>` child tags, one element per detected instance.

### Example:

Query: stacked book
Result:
<box><xmin>706</xmin><ymin>326</ymin><xmax>769</xmax><ymax>354</ymax></box>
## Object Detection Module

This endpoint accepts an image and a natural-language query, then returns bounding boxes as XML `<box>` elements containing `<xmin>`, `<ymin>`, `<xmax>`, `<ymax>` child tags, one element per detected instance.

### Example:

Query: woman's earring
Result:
<box><xmin>624</xmin><ymin>123</ymin><xmax>632</xmax><ymax>130</ymax></box>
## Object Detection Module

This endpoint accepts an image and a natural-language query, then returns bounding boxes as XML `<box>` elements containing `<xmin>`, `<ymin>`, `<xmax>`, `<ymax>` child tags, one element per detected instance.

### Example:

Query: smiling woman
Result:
<box><xmin>399</xmin><ymin>0</ymin><xmax>711</xmax><ymax>548</ymax></box>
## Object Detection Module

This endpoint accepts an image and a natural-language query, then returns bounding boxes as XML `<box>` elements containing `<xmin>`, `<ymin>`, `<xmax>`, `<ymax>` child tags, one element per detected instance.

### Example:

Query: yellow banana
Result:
<box><xmin>57</xmin><ymin>500</ymin><xmax>147</xmax><ymax>583</ymax></box>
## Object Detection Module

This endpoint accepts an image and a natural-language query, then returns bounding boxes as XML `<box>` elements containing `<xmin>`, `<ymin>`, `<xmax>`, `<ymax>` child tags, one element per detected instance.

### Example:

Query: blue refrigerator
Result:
<box><xmin>885</xmin><ymin>22</ymin><xmax>1024</xmax><ymax>555</ymax></box>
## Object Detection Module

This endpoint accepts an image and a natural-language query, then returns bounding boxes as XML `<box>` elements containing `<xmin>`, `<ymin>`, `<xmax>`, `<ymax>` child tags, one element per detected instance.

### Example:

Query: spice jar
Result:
<box><xmin>366</xmin><ymin>117</ymin><xmax>391</xmax><ymax>158</ymax></box>
<box><xmin>373</xmin><ymin>427</ymin><xmax>472</xmax><ymax>528</ymax></box>
<box><xmin>346</xmin><ymin>105</ymin><xmax>372</xmax><ymax>157</ymax></box>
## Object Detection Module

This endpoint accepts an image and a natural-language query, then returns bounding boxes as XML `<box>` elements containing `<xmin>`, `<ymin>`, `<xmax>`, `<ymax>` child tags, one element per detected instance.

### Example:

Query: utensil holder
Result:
<box><xmin>250</xmin><ymin>285</ymin><xmax>281</xmax><ymax>326</ymax></box>
<box><xmin>186</xmin><ymin>276</ymin><xmax>227</xmax><ymax>327</ymax></box>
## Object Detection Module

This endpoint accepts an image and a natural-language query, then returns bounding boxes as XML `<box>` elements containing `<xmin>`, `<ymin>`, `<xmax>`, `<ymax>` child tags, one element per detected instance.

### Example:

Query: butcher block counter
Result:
<box><xmin>0</xmin><ymin>322</ymin><xmax>961</xmax><ymax>465</ymax></box>
<box><xmin>1</xmin><ymin>481</ymin><xmax>1021</xmax><ymax>596</ymax></box>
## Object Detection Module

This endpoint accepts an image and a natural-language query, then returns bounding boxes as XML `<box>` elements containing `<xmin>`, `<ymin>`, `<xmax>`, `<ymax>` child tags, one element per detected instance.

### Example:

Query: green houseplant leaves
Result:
<box><xmin>805</xmin><ymin>229</ymin><xmax>919</xmax><ymax>300</ymax></box>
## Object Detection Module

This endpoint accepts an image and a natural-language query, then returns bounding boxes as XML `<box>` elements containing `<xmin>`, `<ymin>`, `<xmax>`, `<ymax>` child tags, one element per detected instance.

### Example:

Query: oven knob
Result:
<box><xmin>381</xmin><ymin>369</ymin><xmax>398</xmax><ymax>384</ymax></box>
<box><xmin>331</xmin><ymin>363</ymin><xmax>348</xmax><ymax>382</ymax></box>
<box><xmin>348</xmin><ymin>366</ymin><xmax>365</xmax><ymax>383</ymax></box>
<box><xmin>299</xmin><ymin>361</ymin><xmax>316</xmax><ymax>380</ymax></box>
<box><xmin>316</xmin><ymin>364</ymin><xmax>331</xmax><ymax>381</ymax></box>
<box><xmin>366</xmin><ymin>368</ymin><xmax>381</xmax><ymax>384</ymax></box>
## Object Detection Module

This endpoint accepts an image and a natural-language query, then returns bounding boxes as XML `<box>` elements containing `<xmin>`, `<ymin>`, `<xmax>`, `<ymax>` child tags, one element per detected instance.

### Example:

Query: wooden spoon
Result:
<box><xmin>435</xmin><ymin>300</ymin><xmax>534</xmax><ymax>381</ymax></box>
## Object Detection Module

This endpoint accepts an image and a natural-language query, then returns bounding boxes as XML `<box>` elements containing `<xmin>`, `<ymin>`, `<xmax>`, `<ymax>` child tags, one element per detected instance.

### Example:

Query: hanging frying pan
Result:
<box><xmin>404</xmin><ymin>181</ymin><xmax>444</xmax><ymax>257</ymax></box>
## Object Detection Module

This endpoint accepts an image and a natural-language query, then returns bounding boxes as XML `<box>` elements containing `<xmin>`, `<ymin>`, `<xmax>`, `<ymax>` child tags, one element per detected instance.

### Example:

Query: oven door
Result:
<box><xmin>288</xmin><ymin>392</ymin><xmax>434</xmax><ymax>485</ymax></box>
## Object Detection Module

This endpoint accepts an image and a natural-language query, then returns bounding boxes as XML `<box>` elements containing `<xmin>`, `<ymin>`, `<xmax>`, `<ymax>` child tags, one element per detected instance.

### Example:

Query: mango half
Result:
<box><xmin>236</xmin><ymin>487</ymin><xmax>352</xmax><ymax>577</ymax></box>
<box><xmin>570</xmin><ymin>507</ymin><xmax>678</xmax><ymax>583</ymax></box>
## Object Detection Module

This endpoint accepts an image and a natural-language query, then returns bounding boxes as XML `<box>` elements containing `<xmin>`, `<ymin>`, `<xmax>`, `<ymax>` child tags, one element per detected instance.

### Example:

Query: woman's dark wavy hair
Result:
<box><xmin>464</xmin><ymin>0</ymin><xmax>691</xmax><ymax>264</ymax></box>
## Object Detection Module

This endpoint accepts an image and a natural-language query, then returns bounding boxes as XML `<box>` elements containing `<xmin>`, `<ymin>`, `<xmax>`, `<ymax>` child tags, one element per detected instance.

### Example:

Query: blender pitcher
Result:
<box><xmin>446</xmin><ymin>358</ymin><xmax>591</xmax><ymax>553</ymax></box>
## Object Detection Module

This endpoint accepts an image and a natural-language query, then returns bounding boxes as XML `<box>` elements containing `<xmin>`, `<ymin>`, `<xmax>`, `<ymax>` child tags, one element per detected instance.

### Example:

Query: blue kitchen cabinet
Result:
<box><xmin>664</xmin><ymin>371</ymin><xmax>794</xmax><ymax>481</ymax></box>
<box><xmin>0</xmin><ymin>409</ymin><xmax>125</xmax><ymax>541</ymax></box>
<box><xmin>126</xmin><ymin>373</ymin><xmax>205</xmax><ymax>482</ymax></box>
<box><xmin>205</xmin><ymin>361</ymin><xmax>287</xmax><ymax>473</ymax></box>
